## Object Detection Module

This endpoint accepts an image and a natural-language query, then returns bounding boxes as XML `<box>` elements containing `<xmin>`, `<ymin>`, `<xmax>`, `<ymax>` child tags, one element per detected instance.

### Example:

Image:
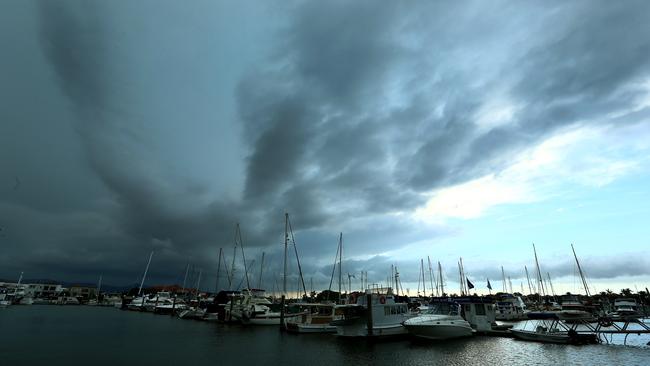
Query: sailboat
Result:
<box><xmin>285</xmin><ymin>230</ymin><xmax>341</xmax><ymax>333</ymax></box>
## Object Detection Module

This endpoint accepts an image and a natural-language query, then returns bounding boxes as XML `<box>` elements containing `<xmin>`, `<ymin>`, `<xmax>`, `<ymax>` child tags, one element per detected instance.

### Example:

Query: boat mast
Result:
<box><xmin>96</xmin><ymin>275</ymin><xmax>102</xmax><ymax>301</ymax></box>
<box><xmin>546</xmin><ymin>272</ymin><xmax>557</xmax><ymax>299</ymax></box>
<box><xmin>571</xmin><ymin>243</ymin><xmax>591</xmax><ymax>297</ymax></box>
<box><xmin>287</xmin><ymin>215</ymin><xmax>307</xmax><ymax>298</ymax></box>
<box><xmin>182</xmin><ymin>261</ymin><xmax>190</xmax><ymax>295</ymax></box>
<box><xmin>283</xmin><ymin>213</ymin><xmax>289</xmax><ymax>297</ymax></box>
<box><xmin>230</xmin><ymin>226</ymin><xmax>238</xmax><ymax>291</ymax></box>
<box><xmin>524</xmin><ymin>266</ymin><xmax>533</xmax><ymax>295</ymax></box>
<box><xmin>533</xmin><ymin>243</ymin><xmax>546</xmax><ymax>302</ymax></box>
<box><xmin>327</xmin><ymin>236</ymin><xmax>340</xmax><ymax>301</ymax></box>
<box><xmin>138</xmin><ymin>251</ymin><xmax>154</xmax><ymax>296</ymax></box>
<box><xmin>438</xmin><ymin>261</ymin><xmax>444</xmax><ymax>296</ymax></box>
<box><xmin>501</xmin><ymin>266</ymin><xmax>506</xmax><ymax>293</ymax></box>
<box><xmin>258</xmin><ymin>251</ymin><xmax>265</xmax><ymax>289</ymax></box>
<box><xmin>215</xmin><ymin>248</ymin><xmax>222</xmax><ymax>293</ymax></box>
<box><xmin>237</xmin><ymin>224</ymin><xmax>251</xmax><ymax>290</ymax></box>
<box><xmin>338</xmin><ymin>232</ymin><xmax>343</xmax><ymax>304</ymax></box>
<box><xmin>427</xmin><ymin>256</ymin><xmax>434</xmax><ymax>297</ymax></box>
<box><xmin>458</xmin><ymin>260</ymin><xmax>463</xmax><ymax>296</ymax></box>
<box><xmin>195</xmin><ymin>269</ymin><xmax>202</xmax><ymax>299</ymax></box>
<box><xmin>460</xmin><ymin>257</ymin><xmax>467</xmax><ymax>295</ymax></box>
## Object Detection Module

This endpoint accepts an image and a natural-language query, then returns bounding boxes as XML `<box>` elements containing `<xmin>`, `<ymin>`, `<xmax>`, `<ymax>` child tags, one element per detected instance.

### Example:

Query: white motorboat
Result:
<box><xmin>143</xmin><ymin>292</ymin><xmax>172</xmax><ymax>312</ymax></box>
<box><xmin>605</xmin><ymin>298</ymin><xmax>643</xmax><ymax>320</ymax></box>
<box><xmin>331</xmin><ymin>288</ymin><xmax>413</xmax><ymax>337</ymax></box>
<box><xmin>403</xmin><ymin>300</ymin><xmax>473</xmax><ymax>340</ymax></box>
<box><xmin>511</xmin><ymin>312</ymin><xmax>598</xmax><ymax>345</ymax></box>
<box><xmin>495</xmin><ymin>294</ymin><xmax>528</xmax><ymax>321</ymax></box>
<box><xmin>226</xmin><ymin>289</ymin><xmax>295</xmax><ymax>325</ymax></box>
<box><xmin>154</xmin><ymin>298</ymin><xmax>188</xmax><ymax>315</ymax></box>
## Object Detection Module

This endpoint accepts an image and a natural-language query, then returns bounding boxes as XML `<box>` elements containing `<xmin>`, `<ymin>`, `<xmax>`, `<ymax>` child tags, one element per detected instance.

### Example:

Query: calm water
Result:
<box><xmin>1</xmin><ymin>306</ymin><xmax>649</xmax><ymax>366</ymax></box>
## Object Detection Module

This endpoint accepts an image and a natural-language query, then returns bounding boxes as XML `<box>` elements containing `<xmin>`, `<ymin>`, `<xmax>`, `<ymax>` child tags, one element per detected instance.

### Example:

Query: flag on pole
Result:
<box><xmin>466</xmin><ymin>277</ymin><xmax>474</xmax><ymax>290</ymax></box>
<box><xmin>487</xmin><ymin>279</ymin><xmax>492</xmax><ymax>290</ymax></box>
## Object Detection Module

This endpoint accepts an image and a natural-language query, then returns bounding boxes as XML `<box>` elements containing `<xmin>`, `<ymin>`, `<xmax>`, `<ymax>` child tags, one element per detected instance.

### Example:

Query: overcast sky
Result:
<box><xmin>1</xmin><ymin>0</ymin><xmax>649</xmax><ymax>296</ymax></box>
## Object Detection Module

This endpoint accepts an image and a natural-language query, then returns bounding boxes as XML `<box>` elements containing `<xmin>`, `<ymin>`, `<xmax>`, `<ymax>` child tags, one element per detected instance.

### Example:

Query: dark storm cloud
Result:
<box><xmin>2</xmin><ymin>0</ymin><xmax>649</xmax><ymax>288</ymax></box>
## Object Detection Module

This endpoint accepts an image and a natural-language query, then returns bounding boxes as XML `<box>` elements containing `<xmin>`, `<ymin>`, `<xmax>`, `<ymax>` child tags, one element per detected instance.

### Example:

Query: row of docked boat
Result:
<box><xmin>123</xmin><ymin>287</ymin><xmax>503</xmax><ymax>341</ymax></box>
<box><xmin>120</xmin><ymin>285</ymin><xmax>649</xmax><ymax>346</ymax></box>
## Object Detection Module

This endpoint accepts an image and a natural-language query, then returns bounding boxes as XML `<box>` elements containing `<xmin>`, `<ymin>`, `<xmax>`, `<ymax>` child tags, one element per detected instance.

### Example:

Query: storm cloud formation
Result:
<box><xmin>1</xmin><ymin>0</ymin><xmax>649</xmax><ymax>290</ymax></box>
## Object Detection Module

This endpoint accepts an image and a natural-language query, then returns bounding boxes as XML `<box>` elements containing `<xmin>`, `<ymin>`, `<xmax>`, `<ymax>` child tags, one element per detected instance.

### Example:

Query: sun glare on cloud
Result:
<box><xmin>414</xmin><ymin>123</ymin><xmax>649</xmax><ymax>223</ymax></box>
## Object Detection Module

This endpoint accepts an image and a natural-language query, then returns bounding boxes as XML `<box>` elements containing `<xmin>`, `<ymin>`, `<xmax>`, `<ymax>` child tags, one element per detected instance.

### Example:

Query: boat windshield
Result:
<box><xmin>426</xmin><ymin>302</ymin><xmax>460</xmax><ymax>316</ymax></box>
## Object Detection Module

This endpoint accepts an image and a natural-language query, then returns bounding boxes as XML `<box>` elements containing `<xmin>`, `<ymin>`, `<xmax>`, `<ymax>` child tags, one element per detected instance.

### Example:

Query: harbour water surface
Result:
<box><xmin>1</xmin><ymin>306</ymin><xmax>649</xmax><ymax>365</ymax></box>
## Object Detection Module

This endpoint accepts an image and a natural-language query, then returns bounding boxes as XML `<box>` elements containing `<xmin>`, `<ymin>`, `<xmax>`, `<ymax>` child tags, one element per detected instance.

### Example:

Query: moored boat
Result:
<box><xmin>331</xmin><ymin>288</ymin><xmax>413</xmax><ymax>338</ymax></box>
<box><xmin>285</xmin><ymin>303</ymin><xmax>337</xmax><ymax>333</ymax></box>
<box><xmin>403</xmin><ymin>300</ymin><xmax>473</xmax><ymax>340</ymax></box>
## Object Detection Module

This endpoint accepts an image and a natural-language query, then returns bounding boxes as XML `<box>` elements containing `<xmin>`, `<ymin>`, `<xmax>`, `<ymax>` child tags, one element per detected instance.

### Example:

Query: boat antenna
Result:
<box><xmin>138</xmin><ymin>251</ymin><xmax>154</xmax><ymax>296</ymax></box>
<box><xmin>571</xmin><ymin>243</ymin><xmax>591</xmax><ymax>297</ymax></box>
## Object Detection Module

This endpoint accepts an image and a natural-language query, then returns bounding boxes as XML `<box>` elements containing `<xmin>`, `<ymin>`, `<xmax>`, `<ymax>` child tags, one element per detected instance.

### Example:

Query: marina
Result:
<box><xmin>1</xmin><ymin>305</ymin><xmax>649</xmax><ymax>366</ymax></box>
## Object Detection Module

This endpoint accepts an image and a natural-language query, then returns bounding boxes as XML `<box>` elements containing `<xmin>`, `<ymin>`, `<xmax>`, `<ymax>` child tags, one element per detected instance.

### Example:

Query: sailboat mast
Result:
<box><xmin>215</xmin><ymin>248</ymin><xmax>223</xmax><ymax>293</ymax></box>
<box><xmin>195</xmin><ymin>269</ymin><xmax>202</xmax><ymax>299</ymax></box>
<box><xmin>546</xmin><ymin>272</ymin><xmax>557</xmax><ymax>298</ymax></box>
<box><xmin>533</xmin><ymin>243</ymin><xmax>546</xmax><ymax>302</ymax></box>
<box><xmin>96</xmin><ymin>275</ymin><xmax>102</xmax><ymax>301</ymax></box>
<box><xmin>438</xmin><ymin>261</ymin><xmax>444</xmax><ymax>296</ymax></box>
<box><xmin>571</xmin><ymin>243</ymin><xmax>590</xmax><ymax>296</ymax></box>
<box><xmin>427</xmin><ymin>256</ymin><xmax>434</xmax><ymax>297</ymax></box>
<box><xmin>338</xmin><ymin>232</ymin><xmax>343</xmax><ymax>304</ymax></box>
<box><xmin>327</xmin><ymin>237</ymin><xmax>340</xmax><ymax>300</ymax></box>
<box><xmin>182</xmin><ymin>261</ymin><xmax>190</xmax><ymax>294</ymax></box>
<box><xmin>283</xmin><ymin>213</ymin><xmax>289</xmax><ymax>297</ymax></box>
<box><xmin>258</xmin><ymin>252</ymin><xmax>265</xmax><ymax>289</ymax></box>
<box><xmin>524</xmin><ymin>266</ymin><xmax>533</xmax><ymax>295</ymax></box>
<box><xmin>230</xmin><ymin>227</ymin><xmax>238</xmax><ymax>290</ymax></box>
<box><xmin>501</xmin><ymin>266</ymin><xmax>506</xmax><ymax>293</ymax></box>
<box><xmin>237</xmin><ymin>224</ymin><xmax>251</xmax><ymax>289</ymax></box>
<box><xmin>287</xmin><ymin>216</ymin><xmax>307</xmax><ymax>297</ymax></box>
<box><xmin>458</xmin><ymin>260</ymin><xmax>463</xmax><ymax>296</ymax></box>
<box><xmin>460</xmin><ymin>257</ymin><xmax>467</xmax><ymax>295</ymax></box>
<box><xmin>138</xmin><ymin>251</ymin><xmax>154</xmax><ymax>296</ymax></box>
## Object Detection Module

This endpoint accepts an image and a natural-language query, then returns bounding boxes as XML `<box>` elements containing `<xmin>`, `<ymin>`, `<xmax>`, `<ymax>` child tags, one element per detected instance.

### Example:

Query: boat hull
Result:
<box><xmin>510</xmin><ymin>329</ymin><xmax>598</xmax><ymax>345</ymax></box>
<box><xmin>286</xmin><ymin>322</ymin><xmax>337</xmax><ymax>333</ymax></box>
<box><xmin>404</xmin><ymin>323</ymin><xmax>473</xmax><ymax>340</ymax></box>
<box><xmin>335</xmin><ymin>323</ymin><xmax>408</xmax><ymax>338</ymax></box>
